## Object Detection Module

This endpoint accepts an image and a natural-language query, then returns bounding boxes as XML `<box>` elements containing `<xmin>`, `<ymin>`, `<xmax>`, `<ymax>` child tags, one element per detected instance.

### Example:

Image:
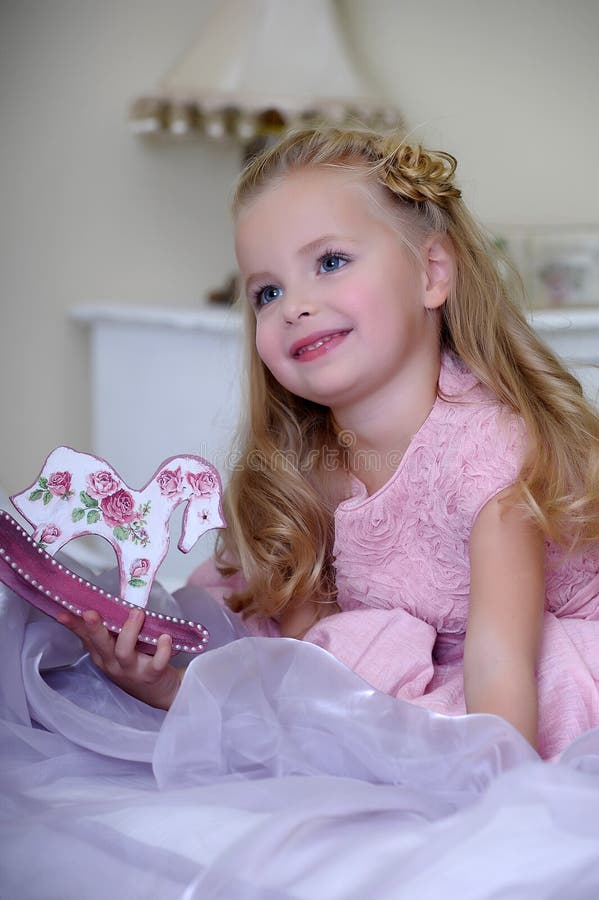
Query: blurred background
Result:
<box><xmin>1</xmin><ymin>0</ymin><xmax>598</xmax><ymax>581</ymax></box>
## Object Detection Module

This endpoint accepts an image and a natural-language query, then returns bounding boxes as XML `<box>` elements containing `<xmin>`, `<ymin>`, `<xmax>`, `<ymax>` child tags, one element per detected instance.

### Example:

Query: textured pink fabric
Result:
<box><xmin>302</xmin><ymin>353</ymin><xmax>599</xmax><ymax>759</ymax></box>
<box><xmin>190</xmin><ymin>353</ymin><xmax>599</xmax><ymax>759</ymax></box>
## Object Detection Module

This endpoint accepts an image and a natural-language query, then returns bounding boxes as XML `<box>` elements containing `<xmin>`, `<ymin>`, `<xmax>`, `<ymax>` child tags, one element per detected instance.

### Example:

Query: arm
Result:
<box><xmin>464</xmin><ymin>488</ymin><xmax>545</xmax><ymax>749</ymax></box>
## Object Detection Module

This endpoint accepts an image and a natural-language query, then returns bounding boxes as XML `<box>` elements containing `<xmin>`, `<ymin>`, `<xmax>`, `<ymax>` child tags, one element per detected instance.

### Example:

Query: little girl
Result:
<box><xmin>62</xmin><ymin>126</ymin><xmax>599</xmax><ymax>760</ymax></box>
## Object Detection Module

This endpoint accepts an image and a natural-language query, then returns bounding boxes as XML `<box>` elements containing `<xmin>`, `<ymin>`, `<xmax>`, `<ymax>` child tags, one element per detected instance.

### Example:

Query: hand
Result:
<box><xmin>57</xmin><ymin>606</ymin><xmax>183</xmax><ymax>710</ymax></box>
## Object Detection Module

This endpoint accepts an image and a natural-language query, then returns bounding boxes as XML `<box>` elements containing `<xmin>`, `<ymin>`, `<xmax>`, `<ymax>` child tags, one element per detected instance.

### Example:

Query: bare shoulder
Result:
<box><xmin>470</xmin><ymin>487</ymin><xmax>545</xmax><ymax>574</ymax></box>
<box><xmin>468</xmin><ymin>487</ymin><xmax>545</xmax><ymax>655</ymax></box>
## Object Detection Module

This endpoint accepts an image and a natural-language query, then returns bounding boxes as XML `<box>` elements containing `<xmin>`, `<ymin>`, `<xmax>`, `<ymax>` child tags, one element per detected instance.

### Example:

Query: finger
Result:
<box><xmin>57</xmin><ymin>609</ymin><xmax>103</xmax><ymax>646</ymax></box>
<box><xmin>150</xmin><ymin>633</ymin><xmax>173</xmax><ymax>673</ymax></box>
<box><xmin>79</xmin><ymin>609</ymin><xmax>118</xmax><ymax>658</ymax></box>
<box><xmin>114</xmin><ymin>607</ymin><xmax>145</xmax><ymax>664</ymax></box>
<box><xmin>57</xmin><ymin>609</ymin><xmax>115</xmax><ymax>671</ymax></box>
<box><xmin>57</xmin><ymin>610</ymin><xmax>79</xmax><ymax>630</ymax></box>
<box><xmin>82</xmin><ymin>609</ymin><xmax>102</xmax><ymax>628</ymax></box>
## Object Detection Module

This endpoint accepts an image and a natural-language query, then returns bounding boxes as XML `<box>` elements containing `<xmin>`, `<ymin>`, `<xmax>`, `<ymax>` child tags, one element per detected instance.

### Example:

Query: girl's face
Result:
<box><xmin>235</xmin><ymin>166</ymin><xmax>450</xmax><ymax>418</ymax></box>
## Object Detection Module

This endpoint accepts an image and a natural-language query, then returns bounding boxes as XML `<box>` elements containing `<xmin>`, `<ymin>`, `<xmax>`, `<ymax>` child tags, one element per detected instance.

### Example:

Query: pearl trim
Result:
<box><xmin>0</xmin><ymin>510</ymin><xmax>209</xmax><ymax>653</ymax></box>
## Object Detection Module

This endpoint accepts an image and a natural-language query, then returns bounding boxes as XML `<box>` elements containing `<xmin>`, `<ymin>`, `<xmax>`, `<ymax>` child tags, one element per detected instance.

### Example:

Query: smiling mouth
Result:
<box><xmin>293</xmin><ymin>331</ymin><xmax>351</xmax><ymax>358</ymax></box>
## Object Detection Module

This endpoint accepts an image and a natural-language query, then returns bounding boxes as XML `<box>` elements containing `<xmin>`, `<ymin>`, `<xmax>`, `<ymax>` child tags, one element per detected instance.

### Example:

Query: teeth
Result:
<box><xmin>296</xmin><ymin>332</ymin><xmax>345</xmax><ymax>357</ymax></box>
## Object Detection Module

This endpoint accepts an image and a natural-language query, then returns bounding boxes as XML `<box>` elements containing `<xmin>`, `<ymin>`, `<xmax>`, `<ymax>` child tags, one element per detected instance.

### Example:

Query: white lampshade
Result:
<box><xmin>129</xmin><ymin>0</ymin><xmax>403</xmax><ymax>141</ymax></box>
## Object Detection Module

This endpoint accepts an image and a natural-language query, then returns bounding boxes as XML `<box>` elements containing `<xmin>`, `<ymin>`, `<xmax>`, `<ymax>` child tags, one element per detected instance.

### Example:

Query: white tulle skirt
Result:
<box><xmin>2</xmin><ymin>579</ymin><xmax>599</xmax><ymax>900</ymax></box>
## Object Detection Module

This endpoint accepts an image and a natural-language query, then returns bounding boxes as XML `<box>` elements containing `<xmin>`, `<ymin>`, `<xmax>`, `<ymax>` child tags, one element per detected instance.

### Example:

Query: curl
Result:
<box><xmin>377</xmin><ymin>142</ymin><xmax>462</xmax><ymax>208</ymax></box>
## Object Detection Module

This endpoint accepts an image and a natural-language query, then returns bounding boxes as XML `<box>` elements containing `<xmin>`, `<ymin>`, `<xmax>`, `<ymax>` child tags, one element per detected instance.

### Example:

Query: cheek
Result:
<box><xmin>254</xmin><ymin>324</ymin><xmax>268</xmax><ymax>362</ymax></box>
<box><xmin>255</xmin><ymin>322</ymin><xmax>280</xmax><ymax>370</ymax></box>
<box><xmin>332</xmin><ymin>274</ymin><xmax>372</xmax><ymax>312</ymax></box>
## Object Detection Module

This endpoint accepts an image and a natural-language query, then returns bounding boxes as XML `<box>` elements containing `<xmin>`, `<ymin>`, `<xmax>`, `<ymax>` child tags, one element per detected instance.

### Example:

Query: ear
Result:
<box><xmin>422</xmin><ymin>235</ymin><xmax>454</xmax><ymax>310</ymax></box>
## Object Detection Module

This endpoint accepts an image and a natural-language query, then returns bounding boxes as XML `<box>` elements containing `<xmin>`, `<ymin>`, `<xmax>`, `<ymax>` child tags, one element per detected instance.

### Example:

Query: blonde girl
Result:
<box><xmin>63</xmin><ymin>127</ymin><xmax>599</xmax><ymax>759</ymax></box>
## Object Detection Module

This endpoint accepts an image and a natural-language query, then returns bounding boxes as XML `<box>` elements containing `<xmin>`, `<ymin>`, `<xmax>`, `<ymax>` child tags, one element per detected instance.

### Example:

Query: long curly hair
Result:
<box><xmin>216</xmin><ymin>126</ymin><xmax>599</xmax><ymax>622</ymax></box>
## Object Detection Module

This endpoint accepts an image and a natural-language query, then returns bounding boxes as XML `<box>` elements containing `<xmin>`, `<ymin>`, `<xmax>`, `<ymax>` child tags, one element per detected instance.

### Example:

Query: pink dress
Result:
<box><xmin>301</xmin><ymin>352</ymin><xmax>599</xmax><ymax>759</ymax></box>
<box><xmin>190</xmin><ymin>353</ymin><xmax>599</xmax><ymax>760</ymax></box>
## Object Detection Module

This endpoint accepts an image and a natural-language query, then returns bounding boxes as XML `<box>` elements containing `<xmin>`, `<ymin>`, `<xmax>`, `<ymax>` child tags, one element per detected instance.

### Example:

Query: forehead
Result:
<box><xmin>235</xmin><ymin>166</ymin><xmax>393</xmax><ymax>248</ymax></box>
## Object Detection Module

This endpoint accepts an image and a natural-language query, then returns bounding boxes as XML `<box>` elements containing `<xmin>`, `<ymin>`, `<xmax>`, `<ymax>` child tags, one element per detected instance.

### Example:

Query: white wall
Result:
<box><xmin>0</xmin><ymin>0</ymin><xmax>237</xmax><ymax>493</ymax></box>
<box><xmin>344</xmin><ymin>0</ymin><xmax>599</xmax><ymax>226</ymax></box>
<box><xmin>1</xmin><ymin>0</ymin><xmax>598</xmax><ymax>496</ymax></box>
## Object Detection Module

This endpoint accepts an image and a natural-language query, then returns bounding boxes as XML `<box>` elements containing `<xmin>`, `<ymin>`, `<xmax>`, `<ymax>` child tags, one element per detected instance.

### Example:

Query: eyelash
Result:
<box><xmin>251</xmin><ymin>249</ymin><xmax>351</xmax><ymax>309</ymax></box>
<box><xmin>251</xmin><ymin>283</ymin><xmax>281</xmax><ymax>308</ymax></box>
<box><xmin>319</xmin><ymin>248</ymin><xmax>351</xmax><ymax>273</ymax></box>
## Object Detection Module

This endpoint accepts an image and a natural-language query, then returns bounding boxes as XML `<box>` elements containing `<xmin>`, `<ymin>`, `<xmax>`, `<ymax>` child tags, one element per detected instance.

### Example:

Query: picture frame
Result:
<box><xmin>492</xmin><ymin>226</ymin><xmax>599</xmax><ymax>311</ymax></box>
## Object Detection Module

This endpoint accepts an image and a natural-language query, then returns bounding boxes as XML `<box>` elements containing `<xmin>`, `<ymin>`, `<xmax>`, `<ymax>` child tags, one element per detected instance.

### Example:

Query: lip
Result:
<box><xmin>289</xmin><ymin>329</ymin><xmax>352</xmax><ymax>359</ymax></box>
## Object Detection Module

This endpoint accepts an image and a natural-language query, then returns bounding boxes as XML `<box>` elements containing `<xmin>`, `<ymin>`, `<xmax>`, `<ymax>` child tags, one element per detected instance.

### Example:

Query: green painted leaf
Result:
<box><xmin>128</xmin><ymin>578</ymin><xmax>146</xmax><ymax>588</ymax></box>
<box><xmin>87</xmin><ymin>509</ymin><xmax>101</xmax><ymax>525</ymax></box>
<box><xmin>72</xmin><ymin>507</ymin><xmax>85</xmax><ymax>522</ymax></box>
<box><xmin>43</xmin><ymin>491</ymin><xmax>52</xmax><ymax>505</ymax></box>
<box><xmin>29</xmin><ymin>489</ymin><xmax>44</xmax><ymax>502</ymax></box>
<box><xmin>39</xmin><ymin>477</ymin><xmax>48</xmax><ymax>489</ymax></box>
<box><xmin>113</xmin><ymin>526</ymin><xmax>129</xmax><ymax>541</ymax></box>
<box><xmin>80</xmin><ymin>491</ymin><xmax>98</xmax><ymax>508</ymax></box>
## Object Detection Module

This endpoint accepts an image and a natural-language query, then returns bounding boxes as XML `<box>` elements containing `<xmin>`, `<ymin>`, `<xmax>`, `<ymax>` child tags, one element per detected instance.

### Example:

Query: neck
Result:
<box><xmin>333</xmin><ymin>350</ymin><xmax>442</xmax><ymax>493</ymax></box>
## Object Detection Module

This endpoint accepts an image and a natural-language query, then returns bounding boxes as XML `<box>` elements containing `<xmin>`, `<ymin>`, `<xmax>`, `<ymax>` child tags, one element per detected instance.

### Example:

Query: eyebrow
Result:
<box><xmin>298</xmin><ymin>234</ymin><xmax>346</xmax><ymax>256</ymax></box>
<box><xmin>243</xmin><ymin>234</ymin><xmax>356</xmax><ymax>294</ymax></box>
<box><xmin>244</xmin><ymin>271</ymin><xmax>271</xmax><ymax>296</ymax></box>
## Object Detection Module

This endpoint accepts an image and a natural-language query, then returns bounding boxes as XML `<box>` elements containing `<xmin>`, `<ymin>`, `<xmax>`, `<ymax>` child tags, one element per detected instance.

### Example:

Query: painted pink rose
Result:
<box><xmin>187</xmin><ymin>470</ymin><xmax>217</xmax><ymax>497</ymax></box>
<box><xmin>157</xmin><ymin>467</ymin><xmax>182</xmax><ymax>497</ymax></box>
<box><xmin>40</xmin><ymin>523</ymin><xmax>61</xmax><ymax>545</ymax></box>
<box><xmin>130</xmin><ymin>558</ymin><xmax>150</xmax><ymax>579</ymax></box>
<box><xmin>87</xmin><ymin>470</ymin><xmax>120</xmax><ymax>499</ymax></box>
<box><xmin>47</xmin><ymin>471</ymin><xmax>71</xmax><ymax>497</ymax></box>
<box><xmin>100</xmin><ymin>489</ymin><xmax>136</xmax><ymax>528</ymax></box>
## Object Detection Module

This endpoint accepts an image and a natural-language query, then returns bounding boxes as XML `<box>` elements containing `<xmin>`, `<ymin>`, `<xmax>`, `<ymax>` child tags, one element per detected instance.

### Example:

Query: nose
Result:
<box><xmin>281</xmin><ymin>288</ymin><xmax>316</xmax><ymax>324</ymax></box>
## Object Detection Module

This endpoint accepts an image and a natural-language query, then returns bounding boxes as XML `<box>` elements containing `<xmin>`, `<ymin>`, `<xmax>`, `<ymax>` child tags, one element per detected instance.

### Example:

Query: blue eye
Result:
<box><xmin>319</xmin><ymin>253</ymin><xmax>348</xmax><ymax>273</ymax></box>
<box><xmin>254</xmin><ymin>284</ymin><xmax>283</xmax><ymax>307</ymax></box>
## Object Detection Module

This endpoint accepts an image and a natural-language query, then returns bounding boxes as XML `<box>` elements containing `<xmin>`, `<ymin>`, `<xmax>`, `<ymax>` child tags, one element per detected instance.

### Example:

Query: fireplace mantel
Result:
<box><xmin>71</xmin><ymin>304</ymin><xmax>599</xmax><ymax>586</ymax></box>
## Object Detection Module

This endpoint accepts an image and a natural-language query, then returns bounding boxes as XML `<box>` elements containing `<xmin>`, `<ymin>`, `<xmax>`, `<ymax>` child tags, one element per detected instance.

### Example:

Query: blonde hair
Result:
<box><xmin>217</xmin><ymin>126</ymin><xmax>599</xmax><ymax>621</ymax></box>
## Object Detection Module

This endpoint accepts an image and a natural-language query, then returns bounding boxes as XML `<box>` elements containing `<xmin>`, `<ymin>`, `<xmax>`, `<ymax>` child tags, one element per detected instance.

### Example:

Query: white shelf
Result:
<box><xmin>71</xmin><ymin>303</ymin><xmax>242</xmax><ymax>333</ymax></box>
<box><xmin>529</xmin><ymin>307</ymin><xmax>599</xmax><ymax>334</ymax></box>
<box><xmin>528</xmin><ymin>309</ymin><xmax>599</xmax><ymax>369</ymax></box>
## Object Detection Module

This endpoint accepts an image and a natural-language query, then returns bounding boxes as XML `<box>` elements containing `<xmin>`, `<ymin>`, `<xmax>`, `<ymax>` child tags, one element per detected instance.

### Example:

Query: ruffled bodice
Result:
<box><xmin>332</xmin><ymin>352</ymin><xmax>599</xmax><ymax>632</ymax></box>
<box><xmin>333</xmin><ymin>353</ymin><xmax>522</xmax><ymax>632</ymax></box>
<box><xmin>300</xmin><ymin>353</ymin><xmax>599</xmax><ymax>759</ymax></box>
